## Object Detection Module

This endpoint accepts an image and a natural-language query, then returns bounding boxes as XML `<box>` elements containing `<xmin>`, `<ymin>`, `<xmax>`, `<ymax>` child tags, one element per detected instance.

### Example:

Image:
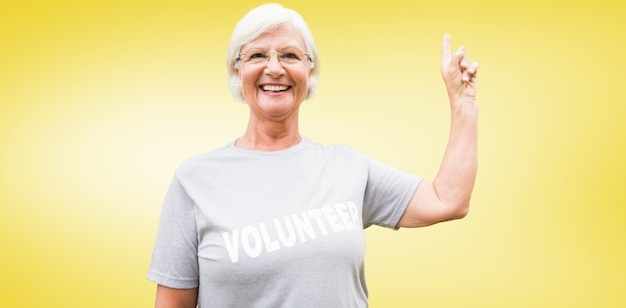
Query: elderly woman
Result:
<box><xmin>148</xmin><ymin>3</ymin><xmax>478</xmax><ymax>308</ymax></box>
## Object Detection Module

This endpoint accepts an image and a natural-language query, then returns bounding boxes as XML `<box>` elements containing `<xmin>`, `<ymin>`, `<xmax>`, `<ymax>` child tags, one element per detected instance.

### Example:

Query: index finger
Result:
<box><xmin>442</xmin><ymin>33</ymin><xmax>451</xmax><ymax>69</ymax></box>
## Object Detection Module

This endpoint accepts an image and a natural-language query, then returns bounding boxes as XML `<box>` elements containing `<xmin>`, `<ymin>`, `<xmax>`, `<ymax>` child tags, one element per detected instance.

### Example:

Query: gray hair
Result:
<box><xmin>226</xmin><ymin>3</ymin><xmax>320</xmax><ymax>102</ymax></box>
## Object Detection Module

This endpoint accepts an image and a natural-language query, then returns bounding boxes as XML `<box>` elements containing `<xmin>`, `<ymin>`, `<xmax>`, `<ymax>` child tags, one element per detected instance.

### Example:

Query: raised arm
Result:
<box><xmin>397</xmin><ymin>33</ymin><xmax>479</xmax><ymax>228</ymax></box>
<box><xmin>155</xmin><ymin>285</ymin><xmax>198</xmax><ymax>308</ymax></box>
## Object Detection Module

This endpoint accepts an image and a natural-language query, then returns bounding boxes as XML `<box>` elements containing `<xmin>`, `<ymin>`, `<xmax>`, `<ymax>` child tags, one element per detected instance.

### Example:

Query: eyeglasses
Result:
<box><xmin>237</xmin><ymin>48</ymin><xmax>312</xmax><ymax>67</ymax></box>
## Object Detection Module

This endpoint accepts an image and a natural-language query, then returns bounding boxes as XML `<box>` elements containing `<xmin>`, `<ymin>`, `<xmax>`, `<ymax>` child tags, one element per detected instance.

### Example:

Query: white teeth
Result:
<box><xmin>262</xmin><ymin>85</ymin><xmax>289</xmax><ymax>92</ymax></box>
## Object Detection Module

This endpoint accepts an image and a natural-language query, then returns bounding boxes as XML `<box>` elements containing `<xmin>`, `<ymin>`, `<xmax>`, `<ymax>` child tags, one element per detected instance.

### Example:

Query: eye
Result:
<box><xmin>281</xmin><ymin>52</ymin><xmax>300</xmax><ymax>60</ymax></box>
<box><xmin>248</xmin><ymin>52</ymin><xmax>266</xmax><ymax>59</ymax></box>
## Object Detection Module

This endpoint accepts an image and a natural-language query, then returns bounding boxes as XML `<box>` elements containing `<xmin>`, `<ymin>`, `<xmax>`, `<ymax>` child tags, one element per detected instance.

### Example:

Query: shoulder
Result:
<box><xmin>174</xmin><ymin>140</ymin><xmax>236</xmax><ymax>179</ymax></box>
<box><xmin>310</xmin><ymin>139</ymin><xmax>369</xmax><ymax>161</ymax></box>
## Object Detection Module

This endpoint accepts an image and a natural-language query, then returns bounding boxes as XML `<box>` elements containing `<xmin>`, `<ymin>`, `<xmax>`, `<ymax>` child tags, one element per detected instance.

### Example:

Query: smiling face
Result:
<box><xmin>236</xmin><ymin>24</ymin><xmax>313</xmax><ymax>121</ymax></box>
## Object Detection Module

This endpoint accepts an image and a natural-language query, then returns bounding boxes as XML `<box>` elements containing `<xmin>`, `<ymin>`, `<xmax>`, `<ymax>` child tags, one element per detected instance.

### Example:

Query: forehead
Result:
<box><xmin>242</xmin><ymin>24</ymin><xmax>306</xmax><ymax>50</ymax></box>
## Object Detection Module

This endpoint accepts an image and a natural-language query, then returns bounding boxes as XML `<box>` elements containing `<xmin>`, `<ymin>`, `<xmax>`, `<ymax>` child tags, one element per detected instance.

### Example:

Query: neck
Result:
<box><xmin>236</xmin><ymin>111</ymin><xmax>301</xmax><ymax>151</ymax></box>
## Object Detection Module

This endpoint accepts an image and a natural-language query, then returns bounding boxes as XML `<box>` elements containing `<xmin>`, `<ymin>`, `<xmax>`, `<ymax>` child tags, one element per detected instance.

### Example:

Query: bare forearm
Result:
<box><xmin>396</xmin><ymin>34</ymin><xmax>479</xmax><ymax>228</ymax></box>
<box><xmin>433</xmin><ymin>99</ymin><xmax>478</xmax><ymax>215</ymax></box>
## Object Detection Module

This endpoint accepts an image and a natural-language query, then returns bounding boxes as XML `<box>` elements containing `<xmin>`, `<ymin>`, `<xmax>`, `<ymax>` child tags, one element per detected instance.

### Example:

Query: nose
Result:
<box><xmin>265</xmin><ymin>52</ymin><xmax>284</xmax><ymax>77</ymax></box>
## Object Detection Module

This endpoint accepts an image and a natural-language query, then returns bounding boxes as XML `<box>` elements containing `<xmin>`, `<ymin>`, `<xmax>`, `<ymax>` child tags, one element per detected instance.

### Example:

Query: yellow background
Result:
<box><xmin>1</xmin><ymin>0</ymin><xmax>624</xmax><ymax>307</ymax></box>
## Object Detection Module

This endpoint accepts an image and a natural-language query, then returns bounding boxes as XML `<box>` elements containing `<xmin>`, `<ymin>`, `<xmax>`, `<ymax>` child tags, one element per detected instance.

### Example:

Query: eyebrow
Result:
<box><xmin>243</xmin><ymin>45</ymin><xmax>305</xmax><ymax>52</ymax></box>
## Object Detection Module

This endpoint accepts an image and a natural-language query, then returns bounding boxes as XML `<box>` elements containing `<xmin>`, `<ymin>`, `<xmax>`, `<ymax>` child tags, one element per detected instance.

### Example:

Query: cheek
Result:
<box><xmin>292</xmin><ymin>69</ymin><xmax>311</xmax><ymax>89</ymax></box>
<box><xmin>237</xmin><ymin>70</ymin><xmax>260</xmax><ymax>102</ymax></box>
<box><xmin>239</xmin><ymin>67</ymin><xmax>260</xmax><ymax>86</ymax></box>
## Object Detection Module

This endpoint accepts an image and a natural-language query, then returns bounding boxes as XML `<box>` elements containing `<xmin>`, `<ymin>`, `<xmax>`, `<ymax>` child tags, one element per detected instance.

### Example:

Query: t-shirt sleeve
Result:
<box><xmin>147</xmin><ymin>173</ymin><xmax>199</xmax><ymax>288</ymax></box>
<box><xmin>362</xmin><ymin>157</ymin><xmax>422</xmax><ymax>229</ymax></box>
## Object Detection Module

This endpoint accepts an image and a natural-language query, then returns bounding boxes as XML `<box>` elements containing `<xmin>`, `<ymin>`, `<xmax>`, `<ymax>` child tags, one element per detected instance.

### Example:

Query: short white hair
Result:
<box><xmin>226</xmin><ymin>3</ymin><xmax>320</xmax><ymax>102</ymax></box>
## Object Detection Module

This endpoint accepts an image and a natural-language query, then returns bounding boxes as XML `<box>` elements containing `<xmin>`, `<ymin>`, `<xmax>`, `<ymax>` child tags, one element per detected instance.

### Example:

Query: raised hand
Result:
<box><xmin>441</xmin><ymin>33</ymin><xmax>479</xmax><ymax>103</ymax></box>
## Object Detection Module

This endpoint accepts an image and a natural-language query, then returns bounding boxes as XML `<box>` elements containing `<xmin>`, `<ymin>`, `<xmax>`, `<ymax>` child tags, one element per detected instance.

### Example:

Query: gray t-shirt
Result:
<box><xmin>147</xmin><ymin>137</ymin><xmax>421</xmax><ymax>307</ymax></box>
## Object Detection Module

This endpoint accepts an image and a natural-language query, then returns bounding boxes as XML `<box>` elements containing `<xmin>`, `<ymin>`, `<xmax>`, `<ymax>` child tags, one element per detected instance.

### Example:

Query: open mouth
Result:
<box><xmin>260</xmin><ymin>85</ymin><xmax>291</xmax><ymax>92</ymax></box>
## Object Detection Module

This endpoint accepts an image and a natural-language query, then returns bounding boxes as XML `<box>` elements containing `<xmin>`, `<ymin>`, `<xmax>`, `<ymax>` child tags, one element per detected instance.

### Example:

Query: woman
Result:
<box><xmin>148</xmin><ymin>3</ymin><xmax>478</xmax><ymax>307</ymax></box>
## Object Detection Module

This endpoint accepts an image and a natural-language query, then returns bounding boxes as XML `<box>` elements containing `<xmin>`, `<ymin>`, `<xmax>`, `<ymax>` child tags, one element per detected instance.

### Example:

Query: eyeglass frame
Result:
<box><xmin>236</xmin><ymin>48</ymin><xmax>314</xmax><ymax>67</ymax></box>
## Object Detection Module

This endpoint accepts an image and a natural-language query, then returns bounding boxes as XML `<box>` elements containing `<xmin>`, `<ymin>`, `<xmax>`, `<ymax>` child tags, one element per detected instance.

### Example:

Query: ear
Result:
<box><xmin>234</xmin><ymin>59</ymin><xmax>242</xmax><ymax>77</ymax></box>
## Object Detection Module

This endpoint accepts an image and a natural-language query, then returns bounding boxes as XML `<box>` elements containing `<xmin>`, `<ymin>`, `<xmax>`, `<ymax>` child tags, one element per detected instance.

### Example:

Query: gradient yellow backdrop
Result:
<box><xmin>1</xmin><ymin>0</ymin><xmax>624</xmax><ymax>307</ymax></box>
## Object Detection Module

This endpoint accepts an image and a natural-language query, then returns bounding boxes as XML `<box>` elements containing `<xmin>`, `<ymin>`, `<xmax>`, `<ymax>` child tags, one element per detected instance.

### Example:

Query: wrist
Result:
<box><xmin>449</xmin><ymin>96</ymin><xmax>478</xmax><ymax>115</ymax></box>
